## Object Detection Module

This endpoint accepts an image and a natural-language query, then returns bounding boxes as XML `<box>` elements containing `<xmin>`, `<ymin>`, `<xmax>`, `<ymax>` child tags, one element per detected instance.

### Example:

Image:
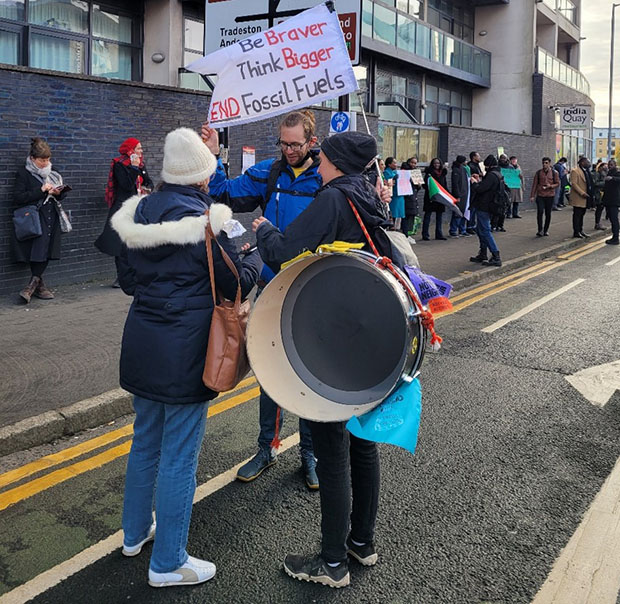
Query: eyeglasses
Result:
<box><xmin>276</xmin><ymin>139</ymin><xmax>308</xmax><ymax>151</ymax></box>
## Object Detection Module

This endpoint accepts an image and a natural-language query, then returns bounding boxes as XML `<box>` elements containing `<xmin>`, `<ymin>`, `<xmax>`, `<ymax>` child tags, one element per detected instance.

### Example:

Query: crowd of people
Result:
<box><xmin>8</xmin><ymin>115</ymin><xmax>620</xmax><ymax>591</ymax></box>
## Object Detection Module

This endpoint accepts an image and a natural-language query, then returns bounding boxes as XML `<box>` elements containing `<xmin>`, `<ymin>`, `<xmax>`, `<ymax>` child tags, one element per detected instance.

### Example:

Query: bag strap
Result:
<box><xmin>204</xmin><ymin>211</ymin><xmax>242</xmax><ymax>308</ymax></box>
<box><xmin>264</xmin><ymin>159</ymin><xmax>282</xmax><ymax>211</ymax></box>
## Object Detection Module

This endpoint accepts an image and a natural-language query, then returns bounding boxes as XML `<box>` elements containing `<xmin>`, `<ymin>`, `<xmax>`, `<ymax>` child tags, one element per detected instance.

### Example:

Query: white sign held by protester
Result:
<box><xmin>396</xmin><ymin>170</ymin><xmax>413</xmax><ymax>196</ymax></box>
<box><xmin>186</xmin><ymin>2</ymin><xmax>359</xmax><ymax>129</ymax></box>
<box><xmin>205</xmin><ymin>0</ymin><xmax>362</xmax><ymax>65</ymax></box>
<box><xmin>242</xmin><ymin>146</ymin><xmax>256</xmax><ymax>173</ymax></box>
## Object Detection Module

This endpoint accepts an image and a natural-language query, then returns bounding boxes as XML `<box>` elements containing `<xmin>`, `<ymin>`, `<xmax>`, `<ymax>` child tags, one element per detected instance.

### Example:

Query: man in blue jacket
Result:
<box><xmin>202</xmin><ymin>110</ymin><xmax>321</xmax><ymax>489</ymax></box>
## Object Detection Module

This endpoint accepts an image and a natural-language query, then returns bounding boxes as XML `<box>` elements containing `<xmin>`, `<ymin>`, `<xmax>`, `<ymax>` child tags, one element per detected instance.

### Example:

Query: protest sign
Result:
<box><xmin>242</xmin><ymin>146</ymin><xmax>256</xmax><ymax>173</ymax></box>
<box><xmin>410</xmin><ymin>168</ymin><xmax>424</xmax><ymax>186</ymax></box>
<box><xmin>187</xmin><ymin>2</ymin><xmax>359</xmax><ymax>128</ymax></box>
<box><xmin>396</xmin><ymin>170</ymin><xmax>413</xmax><ymax>196</ymax></box>
<box><xmin>501</xmin><ymin>167</ymin><xmax>522</xmax><ymax>190</ymax></box>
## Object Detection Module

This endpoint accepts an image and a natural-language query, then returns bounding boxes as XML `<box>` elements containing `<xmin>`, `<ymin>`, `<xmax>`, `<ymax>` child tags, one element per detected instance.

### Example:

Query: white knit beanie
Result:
<box><xmin>160</xmin><ymin>127</ymin><xmax>217</xmax><ymax>185</ymax></box>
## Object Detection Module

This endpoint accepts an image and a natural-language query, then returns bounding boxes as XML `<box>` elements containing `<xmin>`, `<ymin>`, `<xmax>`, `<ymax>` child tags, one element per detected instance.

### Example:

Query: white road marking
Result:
<box><xmin>605</xmin><ymin>255</ymin><xmax>620</xmax><ymax>267</ymax></box>
<box><xmin>531</xmin><ymin>455</ymin><xmax>620</xmax><ymax>604</ymax></box>
<box><xmin>0</xmin><ymin>433</ymin><xmax>300</xmax><ymax>604</ymax></box>
<box><xmin>566</xmin><ymin>361</ymin><xmax>620</xmax><ymax>408</ymax></box>
<box><xmin>481</xmin><ymin>279</ymin><xmax>586</xmax><ymax>334</ymax></box>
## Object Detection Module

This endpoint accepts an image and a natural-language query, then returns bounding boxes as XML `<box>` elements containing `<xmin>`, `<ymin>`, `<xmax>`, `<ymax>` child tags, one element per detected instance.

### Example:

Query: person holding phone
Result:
<box><xmin>12</xmin><ymin>137</ymin><xmax>71</xmax><ymax>303</ymax></box>
<box><xmin>95</xmin><ymin>137</ymin><xmax>153</xmax><ymax>287</ymax></box>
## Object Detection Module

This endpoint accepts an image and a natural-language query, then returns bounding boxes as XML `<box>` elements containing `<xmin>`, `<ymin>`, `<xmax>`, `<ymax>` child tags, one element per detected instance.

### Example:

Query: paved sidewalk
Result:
<box><xmin>0</xmin><ymin>205</ymin><xmax>611</xmax><ymax>453</ymax></box>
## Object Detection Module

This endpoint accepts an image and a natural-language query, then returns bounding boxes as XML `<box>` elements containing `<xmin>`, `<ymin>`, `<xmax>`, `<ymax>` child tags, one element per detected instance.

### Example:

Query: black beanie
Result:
<box><xmin>484</xmin><ymin>154</ymin><xmax>498</xmax><ymax>168</ymax></box>
<box><xmin>321</xmin><ymin>131</ymin><xmax>377</xmax><ymax>175</ymax></box>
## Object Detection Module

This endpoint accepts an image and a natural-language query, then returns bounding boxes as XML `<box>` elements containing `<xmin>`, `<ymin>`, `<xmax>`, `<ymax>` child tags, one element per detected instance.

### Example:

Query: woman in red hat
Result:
<box><xmin>95</xmin><ymin>137</ymin><xmax>153</xmax><ymax>287</ymax></box>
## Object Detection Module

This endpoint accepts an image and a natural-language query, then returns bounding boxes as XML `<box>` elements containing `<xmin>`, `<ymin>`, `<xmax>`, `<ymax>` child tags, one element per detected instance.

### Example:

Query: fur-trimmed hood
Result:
<box><xmin>111</xmin><ymin>187</ymin><xmax>231</xmax><ymax>249</ymax></box>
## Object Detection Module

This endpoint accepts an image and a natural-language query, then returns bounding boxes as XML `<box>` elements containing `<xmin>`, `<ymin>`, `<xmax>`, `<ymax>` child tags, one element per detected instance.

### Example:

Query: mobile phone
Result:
<box><xmin>241</xmin><ymin>245</ymin><xmax>257</xmax><ymax>256</ymax></box>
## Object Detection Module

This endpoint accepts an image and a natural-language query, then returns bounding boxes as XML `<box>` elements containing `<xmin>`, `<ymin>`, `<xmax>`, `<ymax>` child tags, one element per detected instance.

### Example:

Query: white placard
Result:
<box><xmin>559</xmin><ymin>105</ymin><xmax>591</xmax><ymax>129</ymax></box>
<box><xmin>242</xmin><ymin>146</ymin><xmax>256</xmax><ymax>173</ymax></box>
<box><xmin>396</xmin><ymin>170</ymin><xmax>413</xmax><ymax>196</ymax></box>
<box><xmin>187</xmin><ymin>3</ymin><xmax>359</xmax><ymax>128</ymax></box>
<box><xmin>205</xmin><ymin>0</ymin><xmax>362</xmax><ymax>65</ymax></box>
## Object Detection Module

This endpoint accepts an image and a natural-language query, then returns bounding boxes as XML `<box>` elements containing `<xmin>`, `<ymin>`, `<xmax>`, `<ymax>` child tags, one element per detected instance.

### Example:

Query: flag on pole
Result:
<box><xmin>427</xmin><ymin>176</ymin><xmax>462</xmax><ymax>217</ymax></box>
<box><xmin>185</xmin><ymin>2</ymin><xmax>359</xmax><ymax>129</ymax></box>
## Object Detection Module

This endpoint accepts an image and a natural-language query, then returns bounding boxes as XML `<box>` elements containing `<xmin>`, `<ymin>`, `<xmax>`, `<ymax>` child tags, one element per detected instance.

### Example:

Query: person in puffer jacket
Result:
<box><xmin>111</xmin><ymin>127</ymin><xmax>261</xmax><ymax>589</ymax></box>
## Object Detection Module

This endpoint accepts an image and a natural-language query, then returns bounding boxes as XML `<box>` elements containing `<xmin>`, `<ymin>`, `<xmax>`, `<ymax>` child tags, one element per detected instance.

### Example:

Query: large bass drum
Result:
<box><xmin>246</xmin><ymin>249</ymin><xmax>426</xmax><ymax>422</ymax></box>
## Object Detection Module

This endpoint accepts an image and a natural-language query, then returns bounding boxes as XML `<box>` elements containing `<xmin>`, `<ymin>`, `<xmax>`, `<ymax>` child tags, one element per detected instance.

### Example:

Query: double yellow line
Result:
<box><xmin>439</xmin><ymin>239</ymin><xmax>606</xmax><ymax>316</ymax></box>
<box><xmin>0</xmin><ymin>378</ymin><xmax>260</xmax><ymax>512</ymax></box>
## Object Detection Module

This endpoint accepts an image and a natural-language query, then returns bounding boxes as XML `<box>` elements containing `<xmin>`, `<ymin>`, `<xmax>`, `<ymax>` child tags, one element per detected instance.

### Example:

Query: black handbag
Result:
<box><xmin>13</xmin><ymin>203</ymin><xmax>42</xmax><ymax>241</ymax></box>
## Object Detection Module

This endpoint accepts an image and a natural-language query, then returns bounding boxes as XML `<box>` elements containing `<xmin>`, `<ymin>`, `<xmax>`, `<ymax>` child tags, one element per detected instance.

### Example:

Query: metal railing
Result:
<box><xmin>540</xmin><ymin>0</ymin><xmax>579</xmax><ymax>26</ymax></box>
<box><xmin>536</xmin><ymin>47</ymin><xmax>590</xmax><ymax>97</ymax></box>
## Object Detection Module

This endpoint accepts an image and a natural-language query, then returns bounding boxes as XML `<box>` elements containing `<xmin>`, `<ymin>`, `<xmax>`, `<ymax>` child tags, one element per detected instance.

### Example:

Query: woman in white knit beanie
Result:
<box><xmin>112</xmin><ymin>127</ymin><xmax>262</xmax><ymax>588</ymax></box>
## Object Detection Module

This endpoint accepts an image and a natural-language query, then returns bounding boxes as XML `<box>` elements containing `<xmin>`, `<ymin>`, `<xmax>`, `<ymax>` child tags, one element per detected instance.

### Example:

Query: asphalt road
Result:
<box><xmin>0</xmin><ymin>237</ymin><xmax>619</xmax><ymax>603</ymax></box>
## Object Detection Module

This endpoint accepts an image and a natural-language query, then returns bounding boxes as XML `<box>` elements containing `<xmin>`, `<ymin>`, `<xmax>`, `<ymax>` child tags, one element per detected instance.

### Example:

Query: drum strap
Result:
<box><xmin>347</xmin><ymin>198</ymin><xmax>443</xmax><ymax>350</ymax></box>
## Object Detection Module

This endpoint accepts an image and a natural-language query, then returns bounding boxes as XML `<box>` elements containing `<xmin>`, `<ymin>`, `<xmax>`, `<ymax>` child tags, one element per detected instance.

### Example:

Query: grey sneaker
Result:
<box><xmin>346</xmin><ymin>536</ymin><xmax>378</xmax><ymax>566</ymax></box>
<box><xmin>301</xmin><ymin>453</ymin><xmax>319</xmax><ymax>490</ymax></box>
<box><xmin>148</xmin><ymin>556</ymin><xmax>216</xmax><ymax>588</ymax></box>
<box><xmin>283</xmin><ymin>554</ymin><xmax>350</xmax><ymax>588</ymax></box>
<box><xmin>236</xmin><ymin>448</ymin><xmax>277</xmax><ymax>482</ymax></box>
<box><xmin>122</xmin><ymin>521</ymin><xmax>156</xmax><ymax>557</ymax></box>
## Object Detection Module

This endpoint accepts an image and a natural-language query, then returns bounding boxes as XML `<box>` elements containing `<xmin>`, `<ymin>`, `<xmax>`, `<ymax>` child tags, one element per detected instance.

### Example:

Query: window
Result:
<box><xmin>424</xmin><ymin>80</ymin><xmax>472</xmax><ymax>126</ymax></box>
<box><xmin>373</xmin><ymin>3</ymin><xmax>396</xmax><ymax>46</ymax></box>
<box><xmin>426</xmin><ymin>0</ymin><xmax>474</xmax><ymax>42</ymax></box>
<box><xmin>0</xmin><ymin>1</ymin><xmax>141</xmax><ymax>80</ymax></box>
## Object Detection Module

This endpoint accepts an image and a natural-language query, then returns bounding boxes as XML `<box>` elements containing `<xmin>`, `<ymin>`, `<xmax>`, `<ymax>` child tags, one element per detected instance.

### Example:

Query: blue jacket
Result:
<box><xmin>208</xmin><ymin>151</ymin><xmax>322</xmax><ymax>282</ymax></box>
<box><xmin>112</xmin><ymin>184</ymin><xmax>262</xmax><ymax>405</ymax></box>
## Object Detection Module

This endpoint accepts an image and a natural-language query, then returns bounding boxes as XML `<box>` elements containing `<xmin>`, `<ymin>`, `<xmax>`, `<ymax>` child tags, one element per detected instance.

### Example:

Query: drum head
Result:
<box><xmin>247</xmin><ymin>253</ymin><xmax>421</xmax><ymax>422</ymax></box>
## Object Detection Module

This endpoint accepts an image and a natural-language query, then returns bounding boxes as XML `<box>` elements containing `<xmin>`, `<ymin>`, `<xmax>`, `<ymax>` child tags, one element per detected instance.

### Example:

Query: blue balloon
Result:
<box><xmin>346</xmin><ymin>378</ymin><xmax>422</xmax><ymax>455</ymax></box>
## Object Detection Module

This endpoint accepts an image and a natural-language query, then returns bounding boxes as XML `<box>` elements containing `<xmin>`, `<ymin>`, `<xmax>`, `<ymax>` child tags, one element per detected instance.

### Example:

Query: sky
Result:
<box><xmin>580</xmin><ymin>0</ymin><xmax>620</xmax><ymax>126</ymax></box>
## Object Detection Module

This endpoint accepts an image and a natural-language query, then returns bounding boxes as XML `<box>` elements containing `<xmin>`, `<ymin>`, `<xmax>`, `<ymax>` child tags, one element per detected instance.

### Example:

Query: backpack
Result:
<box><xmin>489</xmin><ymin>172</ymin><xmax>510</xmax><ymax>216</ymax></box>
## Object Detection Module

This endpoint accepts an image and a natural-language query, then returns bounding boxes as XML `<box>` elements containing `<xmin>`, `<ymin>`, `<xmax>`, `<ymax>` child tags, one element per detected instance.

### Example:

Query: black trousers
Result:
<box><xmin>572</xmin><ymin>206</ymin><xmax>587</xmax><ymax>235</ymax></box>
<box><xmin>308</xmin><ymin>421</ymin><xmax>380</xmax><ymax>563</ymax></box>
<box><xmin>30</xmin><ymin>260</ymin><xmax>48</xmax><ymax>278</ymax></box>
<box><xmin>536</xmin><ymin>196</ymin><xmax>554</xmax><ymax>233</ymax></box>
<box><xmin>608</xmin><ymin>206</ymin><xmax>619</xmax><ymax>241</ymax></box>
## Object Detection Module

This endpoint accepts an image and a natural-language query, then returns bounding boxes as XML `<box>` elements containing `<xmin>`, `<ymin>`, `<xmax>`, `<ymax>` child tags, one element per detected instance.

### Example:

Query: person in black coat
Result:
<box><xmin>603</xmin><ymin>159</ymin><xmax>620</xmax><ymax>245</ymax></box>
<box><xmin>12</xmin><ymin>137</ymin><xmax>70</xmax><ymax>302</ymax></box>
<box><xmin>95</xmin><ymin>137</ymin><xmax>153</xmax><ymax>287</ymax></box>
<box><xmin>112</xmin><ymin>128</ymin><xmax>262</xmax><ymax>589</ymax></box>
<box><xmin>449</xmin><ymin>155</ymin><xmax>470</xmax><ymax>237</ymax></box>
<box><xmin>253</xmin><ymin>131</ymin><xmax>395</xmax><ymax>589</ymax></box>
<box><xmin>469</xmin><ymin>154</ymin><xmax>502</xmax><ymax>266</ymax></box>
<box><xmin>421</xmin><ymin>157</ymin><xmax>448</xmax><ymax>240</ymax></box>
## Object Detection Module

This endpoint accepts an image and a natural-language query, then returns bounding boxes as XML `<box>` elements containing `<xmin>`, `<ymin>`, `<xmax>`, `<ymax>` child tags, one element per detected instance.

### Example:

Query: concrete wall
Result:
<box><xmin>0</xmin><ymin>65</ymin><xmax>376</xmax><ymax>296</ymax></box>
<box><xmin>472</xmin><ymin>2</ymin><xmax>536</xmax><ymax>135</ymax></box>
<box><xmin>143</xmin><ymin>0</ymin><xmax>184</xmax><ymax>86</ymax></box>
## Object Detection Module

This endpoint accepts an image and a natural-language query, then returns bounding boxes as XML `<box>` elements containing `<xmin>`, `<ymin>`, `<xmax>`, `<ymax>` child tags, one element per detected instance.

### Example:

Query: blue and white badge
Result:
<box><xmin>330</xmin><ymin>111</ymin><xmax>350</xmax><ymax>133</ymax></box>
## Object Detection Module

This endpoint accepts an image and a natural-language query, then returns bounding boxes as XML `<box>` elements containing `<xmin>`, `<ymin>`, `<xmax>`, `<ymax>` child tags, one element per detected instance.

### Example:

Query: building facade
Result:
<box><xmin>593</xmin><ymin>128</ymin><xmax>620</xmax><ymax>162</ymax></box>
<box><xmin>0</xmin><ymin>0</ymin><xmax>594</xmax><ymax>294</ymax></box>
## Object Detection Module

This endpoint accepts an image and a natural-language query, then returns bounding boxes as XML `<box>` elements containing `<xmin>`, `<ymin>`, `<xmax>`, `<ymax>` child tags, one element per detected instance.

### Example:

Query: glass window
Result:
<box><xmin>425</xmin><ymin>85</ymin><xmax>438</xmax><ymax>102</ymax></box>
<box><xmin>438</xmin><ymin>106</ymin><xmax>449</xmax><ymax>123</ymax></box>
<box><xmin>415</xmin><ymin>21</ymin><xmax>430</xmax><ymax>58</ymax></box>
<box><xmin>184</xmin><ymin>49</ymin><xmax>201</xmax><ymax>68</ymax></box>
<box><xmin>427</xmin><ymin>7</ymin><xmax>440</xmax><ymax>26</ymax></box>
<box><xmin>431</xmin><ymin>29</ymin><xmax>443</xmax><ymax>63</ymax></box>
<box><xmin>444</xmin><ymin>36</ymin><xmax>454</xmax><ymax>67</ymax></box>
<box><xmin>362</xmin><ymin>0</ymin><xmax>373</xmax><ymax>38</ymax></box>
<box><xmin>396</xmin><ymin>126</ymin><xmax>419</xmax><ymax>162</ymax></box>
<box><xmin>0</xmin><ymin>29</ymin><xmax>19</xmax><ymax>64</ymax></box>
<box><xmin>92</xmin><ymin>39</ymin><xmax>132</xmax><ymax>79</ymax></box>
<box><xmin>460</xmin><ymin>42</ymin><xmax>472</xmax><ymax>73</ymax></box>
<box><xmin>0</xmin><ymin>0</ymin><xmax>24</xmax><ymax>20</ymax></box>
<box><xmin>424</xmin><ymin>103</ymin><xmax>437</xmax><ymax>125</ymax></box>
<box><xmin>93</xmin><ymin>6</ymin><xmax>132</xmax><ymax>43</ymax></box>
<box><xmin>392</xmin><ymin>75</ymin><xmax>406</xmax><ymax>96</ymax></box>
<box><xmin>30</xmin><ymin>33</ymin><xmax>85</xmax><ymax>73</ymax></box>
<box><xmin>408</xmin><ymin>79</ymin><xmax>421</xmax><ymax>98</ymax></box>
<box><xmin>184</xmin><ymin>17</ymin><xmax>203</xmax><ymax>52</ymax></box>
<box><xmin>397</xmin><ymin>14</ymin><xmax>416</xmax><ymax>54</ymax></box>
<box><xmin>450</xmin><ymin>91</ymin><xmax>461</xmax><ymax>106</ymax></box>
<box><xmin>29</xmin><ymin>0</ymin><xmax>88</xmax><ymax>34</ymax></box>
<box><xmin>396</xmin><ymin>0</ymin><xmax>408</xmax><ymax>12</ymax></box>
<box><xmin>419</xmin><ymin>129</ymin><xmax>438</xmax><ymax>162</ymax></box>
<box><xmin>373</xmin><ymin>3</ymin><xmax>396</xmax><ymax>45</ymax></box>
<box><xmin>462</xmin><ymin>25</ymin><xmax>473</xmax><ymax>44</ymax></box>
<box><xmin>451</xmin><ymin>108</ymin><xmax>461</xmax><ymax>125</ymax></box>
<box><xmin>439</xmin><ymin>16</ymin><xmax>451</xmax><ymax>33</ymax></box>
<box><xmin>461</xmin><ymin>109</ymin><xmax>472</xmax><ymax>126</ymax></box>
<box><xmin>438</xmin><ymin>87</ymin><xmax>450</xmax><ymax>104</ymax></box>
<box><xmin>462</xmin><ymin>92</ymin><xmax>472</xmax><ymax>109</ymax></box>
<box><xmin>408</xmin><ymin>0</ymin><xmax>422</xmax><ymax>18</ymax></box>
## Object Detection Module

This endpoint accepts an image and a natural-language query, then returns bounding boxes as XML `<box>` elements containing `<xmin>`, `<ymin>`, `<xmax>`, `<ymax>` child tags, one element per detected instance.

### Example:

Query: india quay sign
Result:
<box><xmin>205</xmin><ymin>0</ymin><xmax>362</xmax><ymax>65</ymax></box>
<box><xmin>559</xmin><ymin>105</ymin><xmax>591</xmax><ymax>129</ymax></box>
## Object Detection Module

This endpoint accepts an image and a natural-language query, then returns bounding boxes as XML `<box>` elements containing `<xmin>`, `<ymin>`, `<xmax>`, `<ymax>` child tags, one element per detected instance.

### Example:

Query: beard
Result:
<box><xmin>287</xmin><ymin>151</ymin><xmax>311</xmax><ymax>169</ymax></box>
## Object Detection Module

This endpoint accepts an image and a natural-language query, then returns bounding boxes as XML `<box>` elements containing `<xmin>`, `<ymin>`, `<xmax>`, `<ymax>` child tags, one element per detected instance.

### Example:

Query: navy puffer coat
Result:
<box><xmin>112</xmin><ymin>184</ymin><xmax>262</xmax><ymax>404</ymax></box>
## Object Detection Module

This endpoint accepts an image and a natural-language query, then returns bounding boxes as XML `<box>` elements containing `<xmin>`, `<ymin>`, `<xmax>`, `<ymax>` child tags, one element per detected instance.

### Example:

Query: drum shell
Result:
<box><xmin>246</xmin><ymin>251</ymin><xmax>425</xmax><ymax>422</ymax></box>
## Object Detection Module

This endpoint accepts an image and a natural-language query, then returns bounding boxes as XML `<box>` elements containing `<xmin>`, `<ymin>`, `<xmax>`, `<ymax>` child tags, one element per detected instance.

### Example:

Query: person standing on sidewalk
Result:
<box><xmin>469</xmin><ymin>155</ymin><xmax>502</xmax><ymax>267</ymax></box>
<box><xmin>552</xmin><ymin>157</ymin><xmax>568</xmax><ymax>210</ymax></box>
<box><xmin>400</xmin><ymin>157</ymin><xmax>420</xmax><ymax>237</ymax></box>
<box><xmin>422</xmin><ymin>158</ymin><xmax>448</xmax><ymax>241</ymax></box>
<box><xmin>466</xmin><ymin>151</ymin><xmax>483</xmax><ymax>234</ymax></box>
<box><xmin>593</xmin><ymin>162</ymin><xmax>608</xmax><ymax>230</ymax></box>
<box><xmin>492</xmin><ymin>155</ymin><xmax>511</xmax><ymax>232</ymax></box>
<box><xmin>252</xmin><ymin>131</ymin><xmax>388</xmax><ymax>589</ymax></box>
<box><xmin>530</xmin><ymin>157</ymin><xmax>559</xmax><ymax>237</ymax></box>
<box><xmin>504</xmin><ymin>156</ymin><xmax>524</xmax><ymax>219</ymax></box>
<box><xmin>569</xmin><ymin>157</ymin><xmax>594</xmax><ymax>239</ymax></box>
<box><xmin>95</xmin><ymin>138</ymin><xmax>153</xmax><ymax>287</ymax></box>
<box><xmin>13</xmin><ymin>137</ymin><xmax>70</xmax><ymax>303</ymax></box>
<box><xmin>112</xmin><ymin>127</ymin><xmax>262</xmax><ymax>589</ymax></box>
<box><xmin>603</xmin><ymin>159</ymin><xmax>620</xmax><ymax>245</ymax></box>
<box><xmin>449</xmin><ymin>155</ymin><xmax>469</xmax><ymax>237</ymax></box>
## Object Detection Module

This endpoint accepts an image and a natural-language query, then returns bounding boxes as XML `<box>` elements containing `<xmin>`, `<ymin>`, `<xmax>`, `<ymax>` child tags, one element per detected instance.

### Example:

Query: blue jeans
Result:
<box><xmin>468</xmin><ymin>207</ymin><xmax>477</xmax><ymax>230</ymax></box>
<box><xmin>449</xmin><ymin>213</ymin><xmax>466</xmax><ymax>235</ymax></box>
<box><xmin>122</xmin><ymin>396</ymin><xmax>208</xmax><ymax>573</ymax></box>
<box><xmin>475</xmin><ymin>210</ymin><xmax>499</xmax><ymax>254</ymax></box>
<box><xmin>258</xmin><ymin>389</ymin><xmax>314</xmax><ymax>458</ymax></box>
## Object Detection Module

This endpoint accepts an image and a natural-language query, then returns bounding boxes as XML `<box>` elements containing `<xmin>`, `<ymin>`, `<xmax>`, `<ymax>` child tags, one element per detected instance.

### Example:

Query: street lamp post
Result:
<box><xmin>608</xmin><ymin>3</ymin><xmax>620</xmax><ymax>162</ymax></box>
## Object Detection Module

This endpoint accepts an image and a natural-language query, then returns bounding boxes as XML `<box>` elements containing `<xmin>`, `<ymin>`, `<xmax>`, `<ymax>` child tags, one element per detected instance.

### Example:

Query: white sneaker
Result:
<box><xmin>122</xmin><ymin>521</ymin><xmax>156</xmax><ymax>557</ymax></box>
<box><xmin>148</xmin><ymin>556</ymin><xmax>216</xmax><ymax>588</ymax></box>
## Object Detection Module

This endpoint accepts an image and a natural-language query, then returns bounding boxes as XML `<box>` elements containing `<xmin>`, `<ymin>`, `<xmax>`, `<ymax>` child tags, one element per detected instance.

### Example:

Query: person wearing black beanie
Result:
<box><xmin>252</xmin><ymin>130</ymin><xmax>397</xmax><ymax>589</ymax></box>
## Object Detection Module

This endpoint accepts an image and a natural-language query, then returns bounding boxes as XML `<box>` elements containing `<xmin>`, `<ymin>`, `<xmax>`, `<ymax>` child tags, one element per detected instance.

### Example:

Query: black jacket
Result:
<box><xmin>256</xmin><ymin>174</ymin><xmax>399</xmax><ymax>274</ymax></box>
<box><xmin>450</xmin><ymin>163</ymin><xmax>469</xmax><ymax>201</ymax></box>
<box><xmin>423</xmin><ymin>168</ymin><xmax>448</xmax><ymax>213</ymax></box>
<box><xmin>471</xmin><ymin>167</ymin><xmax>502</xmax><ymax>213</ymax></box>
<box><xmin>12</xmin><ymin>166</ymin><xmax>69</xmax><ymax>263</ymax></box>
<box><xmin>113</xmin><ymin>162</ymin><xmax>153</xmax><ymax>205</ymax></box>
<box><xmin>603</xmin><ymin>168</ymin><xmax>620</xmax><ymax>207</ymax></box>
<box><xmin>467</xmin><ymin>160</ymin><xmax>483</xmax><ymax>177</ymax></box>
